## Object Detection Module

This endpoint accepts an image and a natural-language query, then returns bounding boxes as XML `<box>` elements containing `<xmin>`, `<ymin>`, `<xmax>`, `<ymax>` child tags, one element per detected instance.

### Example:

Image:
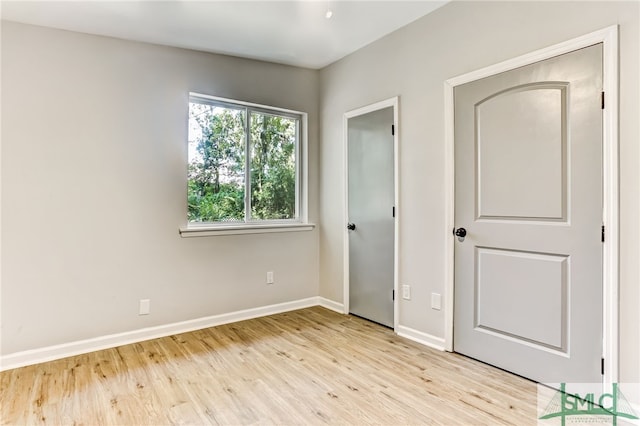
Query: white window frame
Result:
<box><xmin>180</xmin><ymin>93</ymin><xmax>313</xmax><ymax>237</ymax></box>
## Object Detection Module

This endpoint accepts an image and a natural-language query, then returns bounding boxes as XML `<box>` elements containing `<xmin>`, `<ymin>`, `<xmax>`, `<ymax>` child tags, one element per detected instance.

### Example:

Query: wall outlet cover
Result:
<box><xmin>139</xmin><ymin>299</ymin><xmax>151</xmax><ymax>315</ymax></box>
<box><xmin>431</xmin><ymin>293</ymin><xmax>442</xmax><ymax>310</ymax></box>
<box><xmin>402</xmin><ymin>285</ymin><xmax>411</xmax><ymax>300</ymax></box>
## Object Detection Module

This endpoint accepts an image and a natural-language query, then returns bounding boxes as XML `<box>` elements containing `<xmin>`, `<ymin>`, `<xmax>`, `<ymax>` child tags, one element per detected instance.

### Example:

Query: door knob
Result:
<box><xmin>453</xmin><ymin>227</ymin><xmax>466</xmax><ymax>242</ymax></box>
<box><xmin>347</xmin><ymin>223</ymin><xmax>356</xmax><ymax>231</ymax></box>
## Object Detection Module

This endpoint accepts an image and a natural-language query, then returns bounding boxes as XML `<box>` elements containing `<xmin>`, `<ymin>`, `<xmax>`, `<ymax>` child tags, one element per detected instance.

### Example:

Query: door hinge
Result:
<box><xmin>601</xmin><ymin>91</ymin><xmax>605</xmax><ymax>109</ymax></box>
<box><xmin>391</xmin><ymin>124</ymin><xmax>395</xmax><ymax>136</ymax></box>
<box><xmin>392</xmin><ymin>206</ymin><xmax>396</xmax><ymax>218</ymax></box>
<box><xmin>601</xmin><ymin>225</ymin><xmax>605</xmax><ymax>242</ymax></box>
<box><xmin>392</xmin><ymin>289</ymin><xmax>395</xmax><ymax>301</ymax></box>
<box><xmin>601</xmin><ymin>357</ymin><xmax>605</xmax><ymax>375</ymax></box>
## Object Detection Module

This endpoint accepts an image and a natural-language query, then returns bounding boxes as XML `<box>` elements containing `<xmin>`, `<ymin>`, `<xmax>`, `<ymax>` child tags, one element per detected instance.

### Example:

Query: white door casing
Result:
<box><xmin>444</xmin><ymin>26</ymin><xmax>619</xmax><ymax>384</ymax></box>
<box><xmin>343</xmin><ymin>97</ymin><xmax>400</xmax><ymax>330</ymax></box>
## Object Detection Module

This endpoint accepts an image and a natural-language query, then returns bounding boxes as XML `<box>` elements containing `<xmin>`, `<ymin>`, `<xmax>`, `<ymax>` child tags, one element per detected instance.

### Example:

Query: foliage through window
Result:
<box><xmin>188</xmin><ymin>94</ymin><xmax>302</xmax><ymax>224</ymax></box>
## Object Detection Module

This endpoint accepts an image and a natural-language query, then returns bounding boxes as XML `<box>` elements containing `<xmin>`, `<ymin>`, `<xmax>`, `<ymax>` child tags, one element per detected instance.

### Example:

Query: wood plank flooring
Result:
<box><xmin>1</xmin><ymin>307</ymin><xmax>538</xmax><ymax>425</ymax></box>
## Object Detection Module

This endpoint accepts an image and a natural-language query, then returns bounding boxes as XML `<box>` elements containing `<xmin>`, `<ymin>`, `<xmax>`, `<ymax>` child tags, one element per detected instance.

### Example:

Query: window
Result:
<box><xmin>185</xmin><ymin>93</ymin><xmax>308</xmax><ymax>233</ymax></box>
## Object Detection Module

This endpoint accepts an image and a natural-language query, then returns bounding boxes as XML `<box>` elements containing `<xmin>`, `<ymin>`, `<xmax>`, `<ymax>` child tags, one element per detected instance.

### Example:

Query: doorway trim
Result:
<box><xmin>443</xmin><ymin>26</ymin><xmax>619</xmax><ymax>383</ymax></box>
<box><xmin>343</xmin><ymin>97</ymin><xmax>400</xmax><ymax>330</ymax></box>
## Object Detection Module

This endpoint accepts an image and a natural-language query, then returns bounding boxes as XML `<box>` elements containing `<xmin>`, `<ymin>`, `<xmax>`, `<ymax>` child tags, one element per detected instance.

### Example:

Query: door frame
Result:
<box><xmin>343</xmin><ymin>97</ymin><xmax>400</xmax><ymax>330</ymax></box>
<box><xmin>443</xmin><ymin>26</ymin><xmax>619</xmax><ymax>384</ymax></box>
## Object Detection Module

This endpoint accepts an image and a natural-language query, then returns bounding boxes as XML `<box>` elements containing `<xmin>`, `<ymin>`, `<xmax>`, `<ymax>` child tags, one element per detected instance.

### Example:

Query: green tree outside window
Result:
<box><xmin>188</xmin><ymin>97</ymin><xmax>299</xmax><ymax>223</ymax></box>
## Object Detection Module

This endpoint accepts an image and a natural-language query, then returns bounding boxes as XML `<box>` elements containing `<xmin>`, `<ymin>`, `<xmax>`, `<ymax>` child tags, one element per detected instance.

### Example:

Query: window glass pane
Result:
<box><xmin>188</xmin><ymin>102</ymin><xmax>246</xmax><ymax>223</ymax></box>
<box><xmin>250</xmin><ymin>112</ymin><xmax>297</xmax><ymax>220</ymax></box>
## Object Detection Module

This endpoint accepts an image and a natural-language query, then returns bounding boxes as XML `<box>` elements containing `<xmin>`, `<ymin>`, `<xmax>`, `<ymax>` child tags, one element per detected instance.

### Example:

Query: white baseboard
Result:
<box><xmin>617</xmin><ymin>383</ymin><xmax>640</xmax><ymax>420</ymax></box>
<box><xmin>318</xmin><ymin>297</ymin><xmax>345</xmax><ymax>314</ymax></box>
<box><xmin>0</xmin><ymin>297</ymin><xmax>321</xmax><ymax>372</ymax></box>
<box><xmin>1</xmin><ymin>297</ymin><xmax>444</xmax><ymax>372</ymax></box>
<box><xmin>396</xmin><ymin>325</ymin><xmax>446</xmax><ymax>351</ymax></box>
<box><xmin>631</xmin><ymin>403</ymin><xmax>640</xmax><ymax>421</ymax></box>
<box><xmin>618</xmin><ymin>383</ymin><xmax>640</xmax><ymax>425</ymax></box>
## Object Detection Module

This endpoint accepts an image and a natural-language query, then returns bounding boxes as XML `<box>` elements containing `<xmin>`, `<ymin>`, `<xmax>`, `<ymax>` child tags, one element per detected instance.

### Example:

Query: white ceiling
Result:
<box><xmin>0</xmin><ymin>1</ymin><xmax>447</xmax><ymax>69</ymax></box>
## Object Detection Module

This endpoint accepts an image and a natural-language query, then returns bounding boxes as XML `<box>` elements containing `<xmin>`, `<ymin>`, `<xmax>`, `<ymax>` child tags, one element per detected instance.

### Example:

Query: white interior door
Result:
<box><xmin>453</xmin><ymin>44</ymin><xmax>603</xmax><ymax>383</ymax></box>
<box><xmin>347</xmin><ymin>106</ymin><xmax>395</xmax><ymax>328</ymax></box>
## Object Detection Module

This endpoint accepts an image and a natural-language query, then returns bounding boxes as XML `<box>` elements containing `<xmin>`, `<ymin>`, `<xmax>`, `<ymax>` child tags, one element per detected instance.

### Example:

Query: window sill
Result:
<box><xmin>179</xmin><ymin>222</ymin><xmax>316</xmax><ymax>237</ymax></box>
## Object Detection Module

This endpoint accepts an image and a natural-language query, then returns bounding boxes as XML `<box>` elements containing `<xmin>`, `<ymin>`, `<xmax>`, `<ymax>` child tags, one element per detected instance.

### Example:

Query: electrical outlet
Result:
<box><xmin>266</xmin><ymin>271</ymin><xmax>274</xmax><ymax>284</ymax></box>
<box><xmin>431</xmin><ymin>293</ymin><xmax>442</xmax><ymax>310</ymax></box>
<box><xmin>402</xmin><ymin>285</ymin><xmax>411</xmax><ymax>300</ymax></box>
<box><xmin>139</xmin><ymin>299</ymin><xmax>151</xmax><ymax>315</ymax></box>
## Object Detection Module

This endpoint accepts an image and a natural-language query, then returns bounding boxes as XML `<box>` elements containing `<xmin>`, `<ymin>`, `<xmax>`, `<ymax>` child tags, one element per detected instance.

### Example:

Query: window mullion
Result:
<box><xmin>244</xmin><ymin>108</ymin><xmax>252</xmax><ymax>222</ymax></box>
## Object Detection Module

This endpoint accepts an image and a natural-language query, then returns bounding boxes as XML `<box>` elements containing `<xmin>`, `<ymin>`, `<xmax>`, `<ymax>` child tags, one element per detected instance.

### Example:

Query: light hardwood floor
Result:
<box><xmin>1</xmin><ymin>307</ymin><xmax>538</xmax><ymax>425</ymax></box>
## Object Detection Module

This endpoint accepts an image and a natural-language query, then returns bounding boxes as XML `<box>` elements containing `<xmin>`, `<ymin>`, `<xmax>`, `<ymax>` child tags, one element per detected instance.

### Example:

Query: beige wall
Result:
<box><xmin>1</xmin><ymin>0</ymin><xmax>638</xmax><ymax>400</ymax></box>
<box><xmin>1</xmin><ymin>21</ymin><xmax>320</xmax><ymax>354</ymax></box>
<box><xmin>319</xmin><ymin>0</ymin><xmax>639</xmax><ymax>389</ymax></box>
